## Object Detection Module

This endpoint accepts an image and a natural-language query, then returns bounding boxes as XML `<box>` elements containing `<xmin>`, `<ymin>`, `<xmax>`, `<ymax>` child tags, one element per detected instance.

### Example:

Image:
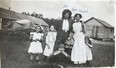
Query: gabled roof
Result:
<box><xmin>84</xmin><ymin>17</ymin><xmax>114</xmax><ymax>28</ymax></box>
<box><xmin>0</xmin><ymin>7</ymin><xmax>49</xmax><ymax>26</ymax></box>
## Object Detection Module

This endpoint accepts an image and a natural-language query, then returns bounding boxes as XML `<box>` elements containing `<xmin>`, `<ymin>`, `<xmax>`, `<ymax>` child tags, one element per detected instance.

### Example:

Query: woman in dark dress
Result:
<box><xmin>54</xmin><ymin>9</ymin><xmax>74</xmax><ymax>51</ymax></box>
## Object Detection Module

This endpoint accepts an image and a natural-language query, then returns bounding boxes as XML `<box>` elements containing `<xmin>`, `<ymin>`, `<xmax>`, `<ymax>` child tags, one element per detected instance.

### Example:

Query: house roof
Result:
<box><xmin>84</xmin><ymin>17</ymin><xmax>114</xmax><ymax>28</ymax></box>
<box><xmin>0</xmin><ymin>7</ymin><xmax>49</xmax><ymax>26</ymax></box>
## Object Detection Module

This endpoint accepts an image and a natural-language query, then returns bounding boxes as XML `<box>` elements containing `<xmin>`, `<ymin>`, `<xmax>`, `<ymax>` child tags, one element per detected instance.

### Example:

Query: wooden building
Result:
<box><xmin>84</xmin><ymin>17</ymin><xmax>114</xmax><ymax>39</ymax></box>
<box><xmin>0</xmin><ymin>7</ymin><xmax>49</xmax><ymax>32</ymax></box>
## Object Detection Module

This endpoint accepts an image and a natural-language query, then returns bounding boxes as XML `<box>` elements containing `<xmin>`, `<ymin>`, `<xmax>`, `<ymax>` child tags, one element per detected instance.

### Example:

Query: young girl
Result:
<box><xmin>65</xmin><ymin>32</ymin><xmax>74</xmax><ymax>48</ymax></box>
<box><xmin>28</xmin><ymin>26</ymin><xmax>44</xmax><ymax>61</ymax></box>
<box><xmin>43</xmin><ymin>25</ymin><xmax>57</xmax><ymax>61</ymax></box>
<box><xmin>85</xmin><ymin>37</ymin><xmax>93</xmax><ymax>66</ymax></box>
<box><xmin>71</xmin><ymin>13</ymin><xmax>87</xmax><ymax>65</ymax></box>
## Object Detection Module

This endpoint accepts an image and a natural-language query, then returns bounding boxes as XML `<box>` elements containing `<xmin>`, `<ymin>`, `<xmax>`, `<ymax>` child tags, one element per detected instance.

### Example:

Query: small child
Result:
<box><xmin>28</xmin><ymin>26</ymin><xmax>44</xmax><ymax>62</ymax></box>
<box><xmin>51</xmin><ymin>44</ymin><xmax>70</xmax><ymax>58</ymax></box>
<box><xmin>65</xmin><ymin>32</ymin><xmax>74</xmax><ymax>49</ymax></box>
<box><xmin>43</xmin><ymin>25</ymin><xmax>57</xmax><ymax>61</ymax></box>
<box><xmin>85</xmin><ymin>37</ymin><xmax>93</xmax><ymax>66</ymax></box>
<box><xmin>51</xmin><ymin>32</ymin><xmax>74</xmax><ymax>58</ymax></box>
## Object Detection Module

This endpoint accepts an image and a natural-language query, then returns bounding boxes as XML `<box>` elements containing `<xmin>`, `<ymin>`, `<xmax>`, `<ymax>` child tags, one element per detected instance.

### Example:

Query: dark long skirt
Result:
<box><xmin>53</xmin><ymin>30</ymin><xmax>69</xmax><ymax>51</ymax></box>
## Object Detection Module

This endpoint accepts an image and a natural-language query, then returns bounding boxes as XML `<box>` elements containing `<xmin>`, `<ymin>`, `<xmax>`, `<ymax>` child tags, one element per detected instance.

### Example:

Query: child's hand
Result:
<box><xmin>88</xmin><ymin>44</ymin><xmax>93</xmax><ymax>48</ymax></box>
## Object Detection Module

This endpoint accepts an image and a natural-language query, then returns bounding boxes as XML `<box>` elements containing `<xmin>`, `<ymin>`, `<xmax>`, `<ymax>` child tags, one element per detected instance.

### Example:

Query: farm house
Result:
<box><xmin>84</xmin><ymin>17</ymin><xmax>114</xmax><ymax>40</ymax></box>
<box><xmin>0</xmin><ymin>7</ymin><xmax>49</xmax><ymax>32</ymax></box>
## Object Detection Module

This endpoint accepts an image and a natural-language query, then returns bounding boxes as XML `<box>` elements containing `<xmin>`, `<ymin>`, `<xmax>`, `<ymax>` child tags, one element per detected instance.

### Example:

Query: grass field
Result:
<box><xmin>0</xmin><ymin>34</ymin><xmax>115</xmax><ymax>68</ymax></box>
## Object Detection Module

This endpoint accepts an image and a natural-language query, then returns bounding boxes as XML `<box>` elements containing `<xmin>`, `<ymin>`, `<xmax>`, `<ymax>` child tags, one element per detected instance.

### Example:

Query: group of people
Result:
<box><xmin>27</xmin><ymin>9</ymin><xmax>93</xmax><ymax>66</ymax></box>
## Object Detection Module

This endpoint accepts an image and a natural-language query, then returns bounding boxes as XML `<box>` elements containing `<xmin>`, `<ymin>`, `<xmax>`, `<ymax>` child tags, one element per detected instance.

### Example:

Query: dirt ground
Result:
<box><xmin>0</xmin><ymin>34</ymin><xmax>115</xmax><ymax>68</ymax></box>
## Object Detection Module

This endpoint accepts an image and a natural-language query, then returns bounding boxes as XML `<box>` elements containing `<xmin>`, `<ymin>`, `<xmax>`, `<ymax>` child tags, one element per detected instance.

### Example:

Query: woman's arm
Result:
<box><xmin>45</xmin><ymin>33</ymin><xmax>50</xmax><ymax>49</ymax></box>
<box><xmin>80</xmin><ymin>21</ymin><xmax>86</xmax><ymax>34</ymax></box>
<box><xmin>69</xmin><ymin>19</ymin><xmax>74</xmax><ymax>33</ymax></box>
<box><xmin>54</xmin><ymin>32</ymin><xmax>57</xmax><ymax>41</ymax></box>
<box><xmin>29</xmin><ymin>34</ymin><xmax>33</xmax><ymax>40</ymax></box>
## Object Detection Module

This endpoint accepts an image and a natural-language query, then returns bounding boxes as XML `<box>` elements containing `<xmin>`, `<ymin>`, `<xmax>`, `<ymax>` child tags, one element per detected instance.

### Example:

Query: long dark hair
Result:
<box><xmin>62</xmin><ymin>9</ymin><xmax>72</xmax><ymax>19</ymax></box>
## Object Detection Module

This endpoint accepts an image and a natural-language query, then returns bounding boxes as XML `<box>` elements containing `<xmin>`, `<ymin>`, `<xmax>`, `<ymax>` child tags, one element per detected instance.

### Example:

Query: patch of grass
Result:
<box><xmin>0</xmin><ymin>35</ymin><xmax>115</xmax><ymax>68</ymax></box>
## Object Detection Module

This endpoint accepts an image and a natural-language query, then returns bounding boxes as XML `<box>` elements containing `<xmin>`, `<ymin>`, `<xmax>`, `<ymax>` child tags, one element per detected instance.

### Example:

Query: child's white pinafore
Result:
<box><xmin>43</xmin><ymin>32</ymin><xmax>57</xmax><ymax>56</ymax></box>
<box><xmin>28</xmin><ymin>32</ymin><xmax>43</xmax><ymax>54</ymax></box>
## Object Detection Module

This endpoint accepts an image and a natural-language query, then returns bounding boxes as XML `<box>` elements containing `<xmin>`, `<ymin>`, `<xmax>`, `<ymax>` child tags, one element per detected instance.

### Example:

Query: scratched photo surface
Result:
<box><xmin>0</xmin><ymin>0</ymin><xmax>115</xmax><ymax>68</ymax></box>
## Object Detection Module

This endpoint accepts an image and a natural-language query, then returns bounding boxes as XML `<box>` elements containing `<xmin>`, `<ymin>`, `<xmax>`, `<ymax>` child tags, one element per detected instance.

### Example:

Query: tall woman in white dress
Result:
<box><xmin>71</xmin><ymin>13</ymin><xmax>87</xmax><ymax>65</ymax></box>
<box><xmin>43</xmin><ymin>25</ymin><xmax>57</xmax><ymax>61</ymax></box>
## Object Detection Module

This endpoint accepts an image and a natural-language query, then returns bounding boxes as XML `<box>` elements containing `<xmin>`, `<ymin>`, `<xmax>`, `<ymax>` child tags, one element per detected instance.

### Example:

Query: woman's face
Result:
<box><xmin>36</xmin><ymin>27</ymin><xmax>40</xmax><ymax>32</ymax></box>
<box><xmin>75</xmin><ymin>15</ymin><xmax>81</xmax><ymax>21</ymax></box>
<box><xmin>64</xmin><ymin>13</ymin><xmax>69</xmax><ymax>19</ymax></box>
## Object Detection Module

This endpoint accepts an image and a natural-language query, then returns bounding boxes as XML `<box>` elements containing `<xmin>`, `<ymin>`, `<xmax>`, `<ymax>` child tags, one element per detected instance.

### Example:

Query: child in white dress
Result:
<box><xmin>28</xmin><ymin>26</ymin><xmax>44</xmax><ymax>61</ymax></box>
<box><xmin>43</xmin><ymin>25</ymin><xmax>57</xmax><ymax>61</ymax></box>
<box><xmin>85</xmin><ymin>37</ymin><xmax>93</xmax><ymax>66</ymax></box>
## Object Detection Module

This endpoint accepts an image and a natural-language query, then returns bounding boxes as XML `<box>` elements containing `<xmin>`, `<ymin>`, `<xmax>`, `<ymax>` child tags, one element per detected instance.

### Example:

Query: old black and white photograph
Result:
<box><xmin>0</xmin><ymin>0</ymin><xmax>115</xmax><ymax>68</ymax></box>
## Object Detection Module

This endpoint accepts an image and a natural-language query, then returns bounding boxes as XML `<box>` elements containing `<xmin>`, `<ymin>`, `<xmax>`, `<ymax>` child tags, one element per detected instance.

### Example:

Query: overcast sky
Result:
<box><xmin>0</xmin><ymin>0</ymin><xmax>115</xmax><ymax>26</ymax></box>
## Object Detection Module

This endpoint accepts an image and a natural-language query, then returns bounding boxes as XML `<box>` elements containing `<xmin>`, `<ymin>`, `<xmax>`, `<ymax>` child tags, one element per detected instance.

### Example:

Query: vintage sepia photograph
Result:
<box><xmin>0</xmin><ymin>0</ymin><xmax>115</xmax><ymax>68</ymax></box>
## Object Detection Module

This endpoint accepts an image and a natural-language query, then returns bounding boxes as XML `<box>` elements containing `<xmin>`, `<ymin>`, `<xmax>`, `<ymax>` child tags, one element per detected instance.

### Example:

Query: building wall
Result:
<box><xmin>85</xmin><ymin>24</ymin><xmax>93</xmax><ymax>37</ymax></box>
<box><xmin>0</xmin><ymin>18</ymin><xmax>2</xmax><ymax>30</ymax></box>
<box><xmin>0</xmin><ymin>52</ymin><xmax>1</xmax><ymax>68</ymax></box>
<box><xmin>2</xmin><ymin>18</ymin><xmax>11</xmax><ymax>28</ymax></box>
<box><xmin>85</xmin><ymin>19</ymin><xmax>103</xmax><ymax>37</ymax></box>
<box><xmin>84</xmin><ymin>19</ymin><xmax>114</xmax><ymax>39</ymax></box>
<box><xmin>105</xmin><ymin>28</ymin><xmax>114</xmax><ymax>39</ymax></box>
<box><xmin>97</xmin><ymin>26</ymin><xmax>106</xmax><ymax>38</ymax></box>
<box><xmin>85</xmin><ymin>19</ymin><xmax>103</xmax><ymax>26</ymax></box>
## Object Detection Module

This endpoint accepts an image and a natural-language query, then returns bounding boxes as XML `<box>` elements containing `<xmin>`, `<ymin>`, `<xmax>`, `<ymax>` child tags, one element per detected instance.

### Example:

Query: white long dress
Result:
<box><xmin>71</xmin><ymin>22</ymin><xmax>87</xmax><ymax>64</ymax></box>
<box><xmin>43</xmin><ymin>32</ymin><xmax>57</xmax><ymax>56</ymax></box>
<box><xmin>28</xmin><ymin>32</ymin><xmax>43</xmax><ymax>54</ymax></box>
<box><xmin>86</xmin><ymin>39</ymin><xmax>93</xmax><ymax>61</ymax></box>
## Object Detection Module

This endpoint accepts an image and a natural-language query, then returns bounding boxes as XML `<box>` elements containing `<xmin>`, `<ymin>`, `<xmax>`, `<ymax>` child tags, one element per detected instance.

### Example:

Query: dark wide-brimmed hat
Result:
<box><xmin>62</xmin><ymin>9</ymin><xmax>72</xmax><ymax>19</ymax></box>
